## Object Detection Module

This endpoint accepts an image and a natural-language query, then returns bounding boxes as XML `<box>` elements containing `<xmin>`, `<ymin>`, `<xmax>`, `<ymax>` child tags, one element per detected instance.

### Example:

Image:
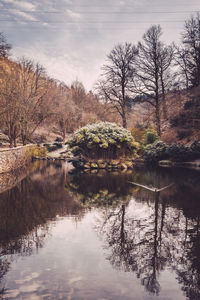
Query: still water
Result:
<box><xmin>0</xmin><ymin>161</ymin><xmax>200</xmax><ymax>300</ymax></box>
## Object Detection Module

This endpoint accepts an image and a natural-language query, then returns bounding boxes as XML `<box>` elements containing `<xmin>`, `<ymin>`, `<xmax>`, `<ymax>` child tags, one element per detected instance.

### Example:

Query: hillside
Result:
<box><xmin>162</xmin><ymin>87</ymin><xmax>200</xmax><ymax>144</ymax></box>
<box><xmin>128</xmin><ymin>87</ymin><xmax>200</xmax><ymax>145</ymax></box>
<box><xmin>0</xmin><ymin>57</ymin><xmax>199</xmax><ymax>147</ymax></box>
<box><xmin>0</xmin><ymin>57</ymin><xmax>118</xmax><ymax>145</ymax></box>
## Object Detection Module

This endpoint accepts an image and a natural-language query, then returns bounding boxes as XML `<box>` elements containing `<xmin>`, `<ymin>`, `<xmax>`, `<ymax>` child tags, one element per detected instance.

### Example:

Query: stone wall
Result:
<box><xmin>0</xmin><ymin>145</ymin><xmax>36</xmax><ymax>174</ymax></box>
<box><xmin>0</xmin><ymin>167</ymin><xmax>27</xmax><ymax>194</ymax></box>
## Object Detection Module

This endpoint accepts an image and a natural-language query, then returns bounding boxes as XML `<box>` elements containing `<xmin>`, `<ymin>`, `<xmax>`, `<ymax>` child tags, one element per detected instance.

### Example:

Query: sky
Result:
<box><xmin>0</xmin><ymin>0</ymin><xmax>200</xmax><ymax>91</ymax></box>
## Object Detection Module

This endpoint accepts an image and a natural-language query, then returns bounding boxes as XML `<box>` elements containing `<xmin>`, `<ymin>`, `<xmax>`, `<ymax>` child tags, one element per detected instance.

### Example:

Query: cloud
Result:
<box><xmin>12</xmin><ymin>9</ymin><xmax>38</xmax><ymax>21</ymax></box>
<box><xmin>4</xmin><ymin>0</ymin><xmax>36</xmax><ymax>11</ymax></box>
<box><xmin>12</xmin><ymin>41</ymin><xmax>104</xmax><ymax>91</ymax></box>
<box><xmin>66</xmin><ymin>9</ymin><xmax>81</xmax><ymax>20</ymax></box>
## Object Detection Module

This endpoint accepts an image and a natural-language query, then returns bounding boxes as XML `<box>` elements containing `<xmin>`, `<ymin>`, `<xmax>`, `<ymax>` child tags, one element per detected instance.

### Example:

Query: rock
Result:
<box><xmin>107</xmin><ymin>163</ymin><xmax>113</xmax><ymax>169</ymax></box>
<box><xmin>97</xmin><ymin>160</ymin><xmax>104</xmax><ymax>164</ymax></box>
<box><xmin>126</xmin><ymin>161</ymin><xmax>133</xmax><ymax>168</ymax></box>
<box><xmin>121</xmin><ymin>163</ymin><xmax>128</xmax><ymax>171</ymax></box>
<box><xmin>159</xmin><ymin>160</ymin><xmax>174</xmax><ymax>167</ymax></box>
<box><xmin>134</xmin><ymin>158</ymin><xmax>145</xmax><ymax>165</ymax></box>
<box><xmin>98</xmin><ymin>161</ymin><xmax>107</xmax><ymax>168</ymax></box>
<box><xmin>110</xmin><ymin>160</ymin><xmax>119</xmax><ymax>165</ymax></box>
<box><xmin>68</xmin><ymin>158</ymin><xmax>86</xmax><ymax>169</ymax></box>
<box><xmin>91</xmin><ymin>162</ymin><xmax>98</xmax><ymax>169</ymax></box>
<box><xmin>83</xmin><ymin>169</ymin><xmax>91</xmax><ymax>173</ymax></box>
<box><xmin>84</xmin><ymin>163</ymin><xmax>91</xmax><ymax>169</ymax></box>
<box><xmin>110</xmin><ymin>160</ymin><xmax>120</xmax><ymax>169</ymax></box>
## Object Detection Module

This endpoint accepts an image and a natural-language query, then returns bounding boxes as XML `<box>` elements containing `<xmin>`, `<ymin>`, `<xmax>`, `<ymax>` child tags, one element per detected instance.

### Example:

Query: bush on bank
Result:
<box><xmin>131</xmin><ymin>127</ymin><xmax>158</xmax><ymax>146</ymax></box>
<box><xmin>67</xmin><ymin>122</ymin><xmax>139</xmax><ymax>160</ymax></box>
<box><xmin>143</xmin><ymin>140</ymin><xmax>200</xmax><ymax>162</ymax></box>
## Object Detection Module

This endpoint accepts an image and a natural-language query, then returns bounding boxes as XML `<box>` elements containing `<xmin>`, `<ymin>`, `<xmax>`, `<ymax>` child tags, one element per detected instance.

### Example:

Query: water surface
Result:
<box><xmin>0</xmin><ymin>162</ymin><xmax>200</xmax><ymax>300</ymax></box>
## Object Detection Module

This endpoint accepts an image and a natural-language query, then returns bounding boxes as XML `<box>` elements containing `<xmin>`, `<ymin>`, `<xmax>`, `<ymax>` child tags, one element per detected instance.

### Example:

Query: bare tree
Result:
<box><xmin>0</xmin><ymin>60</ymin><xmax>21</xmax><ymax>147</ymax></box>
<box><xmin>71</xmin><ymin>80</ymin><xmax>86</xmax><ymax>107</ymax></box>
<box><xmin>54</xmin><ymin>82</ymin><xmax>82</xmax><ymax>140</ymax></box>
<box><xmin>159</xmin><ymin>44</ymin><xmax>174</xmax><ymax>119</ymax></box>
<box><xmin>0</xmin><ymin>58</ymin><xmax>52</xmax><ymax>146</ymax></box>
<box><xmin>134</xmin><ymin>25</ymin><xmax>173</xmax><ymax>135</ymax></box>
<box><xmin>181</xmin><ymin>13</ymin><xmax>200</xmax><ymax>88</ymax></box>
<box><xmin>96</xmin><ymin>43</ymin><xmax>137</xmax><ymax>128</ymax></box>
<box><xmin>18</xmin><ymin>58</ymin><xmax>53</xmax><ymax>144</ymax></box>
<box><xmin>174</xmin><ymin>45</ymin><xmax>190</xmax><ymax>90</ymax></box>
<box><xmin>0</xmin><ymin>32</ymin><xmax>11</xmax><ymax>58</ymax></box>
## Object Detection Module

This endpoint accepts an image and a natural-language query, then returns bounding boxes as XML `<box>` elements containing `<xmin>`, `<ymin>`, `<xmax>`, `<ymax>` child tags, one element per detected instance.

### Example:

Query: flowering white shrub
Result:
<box><xmin>67</xmin><ymin>122</ymin><xmax>139</xmax><ymax>159</ymax></box>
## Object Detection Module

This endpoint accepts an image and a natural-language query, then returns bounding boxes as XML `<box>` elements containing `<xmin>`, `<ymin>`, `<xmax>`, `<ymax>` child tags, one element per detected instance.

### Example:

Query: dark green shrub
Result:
<box><xmin>130</xmin><ymin>127</ymin><xmax>146</xmax><ymax>143</ymax></box>
<box><xmin>166</xmin><ymin>143</ymin><xmax>192</xmax><ymax>162</ymax></box>
<box><xmin>190</xmin><ymin>141</ymin><xmax>200</xmax><ymax>152</ymax></box>
<box><xmin>143</xmin><ymin>140</ymin><xmax>167</xmax><ymax>162</ymax></box>
<box><xmin>143</xmin><ymin>140</ymin><xmax>200</xmax><ymax>162</ymax></box>
<box><xmin>177</xmin><ymin>129</ymin><xmax>192</xmax><ymax>139</ymax></box>
<box><xmin>144</xmin><ymin>130</ymin><xmax>158</xmax><ymax>145</ymax></box>
<box><xmin>53</xmin><ymin>142</ymin><xmax>62</xmax><ymax>149</ymax></box>
<box><xmin>55</xmin><ymin>137</ymin><xmax>63</xmax><ymax>142</ymax></box>
<box><xmin>170</xmin><ymin>116</ymin><xmax>179</xmax><ymax>127</ymax></box>
<box><xmin>190</xmin><ymin>141</ymin><xmax>200</xmax><ymax>158</ymax></box>
<box><xmin>44</xmin><ymin>142</ymin><xmax>62</xmax><ymax>152</ymax></box>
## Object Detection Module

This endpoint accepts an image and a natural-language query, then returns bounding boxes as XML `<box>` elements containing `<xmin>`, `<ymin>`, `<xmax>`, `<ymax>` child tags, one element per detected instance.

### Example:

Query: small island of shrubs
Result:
<box><xmin>67</xmin><ymin>122</ymin><xmax>139</xmax><ymax>170</ymax></box>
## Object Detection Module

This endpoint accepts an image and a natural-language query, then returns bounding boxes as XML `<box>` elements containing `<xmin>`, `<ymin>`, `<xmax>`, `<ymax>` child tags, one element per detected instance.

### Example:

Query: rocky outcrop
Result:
<box><xmin>69</xmin><ymin>158</ymin><xmax>135</xmax><ymax>171</ymax></box>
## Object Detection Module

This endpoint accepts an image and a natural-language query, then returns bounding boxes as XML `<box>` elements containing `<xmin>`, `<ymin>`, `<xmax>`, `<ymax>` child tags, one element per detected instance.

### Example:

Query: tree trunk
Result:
<box><xmin>21</xmin><ymin>130</ymin><xmax>26</xmax><ymax>145</ymax></box>
<box><xmin>155</xmin><ymin>76</ymin><xmax>161</xmax><ymax>136</ymax></box>
<box><xmin>22</xmin><ymin>136</ymin><xmax>26</xmax><ymax>145</ymax></box>
<box><xmin>9</xmin><ymin>139</ymin><xmax>13</xmax><ymax>148</ymax></box>
<box><xmin>14</xmin><ymin>126</ymin><xmax>17</xmax><ymax>147</ymax></box>
<box><xmin>14</xmin><ymin>137</ymin><xmax>17</xmax><ymax>147</ymax></box>
<box><xmin>8</xmin><ymin>123</ymin><xmax>14</xmax><ymax>148</ymax></box>
<box><xmin>122</xmin><ymin>115</ymin><xmax>127</xmax><ymax>128</ymax></box>
<box><xmin>62</xmin><ymin>128</ymin><xmax>66</xmax><ymax>142</ymax></box>
<box><xmin>160</xmin><ymin>71</ymin><xmax>168</xmax><ymax>120</ymax></box>
<box><xmin>122</xmin><ymin>105</ymin><xmax>127</xmax><ymax>128</ymax></box>
<box><xmin>155</xmin><ymin>103</ymin><xmax>161</xmax><ymax>137</ymax></box>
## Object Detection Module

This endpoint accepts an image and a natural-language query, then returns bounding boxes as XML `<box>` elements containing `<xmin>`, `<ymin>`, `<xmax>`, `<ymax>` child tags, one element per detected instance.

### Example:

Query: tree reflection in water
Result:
<box><xmin>67</xmin><ymin>170</ymin><xmax>138</xmax><ymax>207</ymax></box>
<box><xmin>0</xmin><ymin>161</ymin><xmax>84</xmax><ymax>296</ymax></box>
<box><xmin>69</xmin><ymin>167</ymin><xmax>200</xmax><ymax>299</ymax></box>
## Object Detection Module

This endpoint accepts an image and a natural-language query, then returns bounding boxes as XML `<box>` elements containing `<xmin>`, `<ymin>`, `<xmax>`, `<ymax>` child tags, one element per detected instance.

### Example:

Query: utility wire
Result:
<box><xmin>1</xmin><ymin>3</ymin><xmax>200</xmax><ymax>7</ymax></box>
<box><xmin>0</xmin><ymin>26</ymin><xmax>184</xmax><ymax>29</ymax></box>
<box><xmin>0</xmin><ymin>20</ymin><xmax>190</xmax><ymax>23</ymax></box>
<box><xmin>0</xmin><ymin>9</ymin><xmax>200</xmax><ymax>14</ymax></box>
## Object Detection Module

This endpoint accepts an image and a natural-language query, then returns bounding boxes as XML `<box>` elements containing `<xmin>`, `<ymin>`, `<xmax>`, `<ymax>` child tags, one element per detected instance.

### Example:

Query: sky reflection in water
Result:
<box><xmin>0</xmin><ymin>161</ymin><xmax>199</xmax><ymax>300</ymax></box>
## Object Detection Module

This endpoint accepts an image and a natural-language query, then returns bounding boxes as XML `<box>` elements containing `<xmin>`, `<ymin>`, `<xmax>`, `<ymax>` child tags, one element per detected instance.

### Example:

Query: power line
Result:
<box><xmin>1</xmin><ymin>23</ymin><xmax>184</xmax><ymax>31</ymax></box>
<box><xmin>0</xmin><ymin>9</ymin><xmax>200</xmax><ymax>14</ymax></box>
<box><xmin>0</xmin><ymin>20</ymin><xmax>189</xmax><ymax>23</ymax></box>
<box><xmin>1</xmin><ymin>3</ymin><xmax>200</xmax><ymax>7</ymax></box>
<box><xmin>1</xmin><ymin>26</ymin><xmax>184</xmax><ymax>30</ymax></box>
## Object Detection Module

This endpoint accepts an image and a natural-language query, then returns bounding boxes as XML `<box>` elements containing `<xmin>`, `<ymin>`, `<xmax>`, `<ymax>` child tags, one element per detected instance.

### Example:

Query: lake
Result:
<box><xmin>0</xmin><ymin>161</ymin><xmax>199</xmax><ymax>300</ymax></box>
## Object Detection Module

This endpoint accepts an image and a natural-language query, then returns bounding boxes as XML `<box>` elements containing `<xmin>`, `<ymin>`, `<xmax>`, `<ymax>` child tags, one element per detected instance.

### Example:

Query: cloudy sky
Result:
<box><xmin>1</xmin><ymin>0</ymin><xmax>200</xmax><ymax>90</ymax></box>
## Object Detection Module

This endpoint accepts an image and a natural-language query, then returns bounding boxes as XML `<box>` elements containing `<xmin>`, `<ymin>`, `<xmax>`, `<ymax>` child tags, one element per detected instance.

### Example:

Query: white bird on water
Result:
<box><xmin>128</xmin><ymin>182</ymin><xmax>174</xmax><ymax>192</ymax></box>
